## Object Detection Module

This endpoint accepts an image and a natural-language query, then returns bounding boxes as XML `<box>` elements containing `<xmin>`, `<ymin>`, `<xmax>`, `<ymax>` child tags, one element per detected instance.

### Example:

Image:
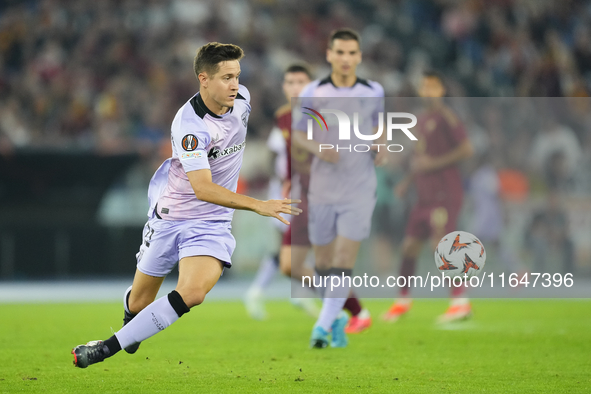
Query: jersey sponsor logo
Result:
<box><xmin>182</xmin><ymin>134</ymin><xmax>198</xmax><ymax>151</ymax></box>
<box><xmin>181</xmin><ymin>151</ymin><xmax>204</xmax><ymax>160</ymax></box>
<box><xmin>208</xmin><ymin>141</ymin><xmax>246</xmax><ymax>160</ymax></box>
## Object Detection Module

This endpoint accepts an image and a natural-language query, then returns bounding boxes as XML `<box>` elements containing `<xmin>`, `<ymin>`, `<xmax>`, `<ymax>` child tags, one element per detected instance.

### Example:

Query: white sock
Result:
<box><xmin>315</xmin><ymin>273</ymin><xmax>351</xmax><ymax>331</ymax></box>
<box><xmin>115</xmin><ymin>293</ymin><xmax>186</xmax><ymax>349</ymax></box>
<box><xmin>251</xmin><ymin>254</ymin><xmax>279</xmax><ymax>290</ymax></box>
<box><xmin>358</xmin><ymin>308</ymin><xmax>371</xmax><ymax>319</ymax></box>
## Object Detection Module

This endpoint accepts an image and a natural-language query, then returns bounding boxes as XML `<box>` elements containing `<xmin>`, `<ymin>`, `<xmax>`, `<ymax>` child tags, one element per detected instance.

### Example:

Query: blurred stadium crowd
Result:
<box><xmin>1</xmin><ymin>0</ymin><xmax>590</xmax><ymax>147</ymax></box>
<box><xmin>0</xmin><ymin>0</ymin><xmax>590</xmax><ymax>273</ymax></box>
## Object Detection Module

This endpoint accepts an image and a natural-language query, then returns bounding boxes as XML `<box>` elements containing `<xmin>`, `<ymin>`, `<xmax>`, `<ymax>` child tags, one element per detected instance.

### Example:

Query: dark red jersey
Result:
<box><xmin>413</xmin><ymin>105</ymin><xmax>467</xmax><ymax>206</ymax></box>
<box><xmin>275</xmin><ymin>103</ymin><xmax>312</xmax><ymax>187</ymax></box>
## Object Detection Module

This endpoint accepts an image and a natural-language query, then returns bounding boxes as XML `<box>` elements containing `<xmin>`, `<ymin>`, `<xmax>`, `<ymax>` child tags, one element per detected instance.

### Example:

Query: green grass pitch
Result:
<box><xmin>1</xmin><ymin>299</ymin><xmax>590</xmax><ymax>393</ymax></box>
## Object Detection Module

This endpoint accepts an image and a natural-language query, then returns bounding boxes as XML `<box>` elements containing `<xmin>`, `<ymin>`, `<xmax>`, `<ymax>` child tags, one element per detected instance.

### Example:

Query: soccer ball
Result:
<box><xmin>434</xmin><ymin>231</ymin><xmax>486</xmax><ymax>278</ymax></box>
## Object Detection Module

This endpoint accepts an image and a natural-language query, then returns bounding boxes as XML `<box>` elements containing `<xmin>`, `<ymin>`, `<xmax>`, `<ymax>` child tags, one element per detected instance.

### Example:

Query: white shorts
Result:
<box><xmin>308</xmin><ymin>199</ymin><xmax>376</xmax><ymax>245</ymax></box>
<box><xmin>136</xmin><ymin>217</ymin><xmax>236</xmax><ymax>277</ymax></box>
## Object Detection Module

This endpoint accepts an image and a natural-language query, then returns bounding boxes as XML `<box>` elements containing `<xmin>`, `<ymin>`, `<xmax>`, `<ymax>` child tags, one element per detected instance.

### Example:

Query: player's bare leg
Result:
<box><xmin>127</xmin><ymin>270</ymin><xmax>165</xmax><ymax>313</ymax></box>
<box><xmin>280</xmin><ymin>245</ymin><xmax>312</xmax><ymax>278</ymax></box>
<box><xmin>122</xmin><ymin>270</ymin><xmax>165</xmax><ymax>353</ymax></box>
<box><xmin>175</xmin><ymin>256</ymin><xmax>224</xmax><ymax>307</ymax></box>
<box><xmin>72</xmin><ymin>256</ymin><xmax>221</xmax><ymax>368</ymax></box>
<box><xmin>383</xmin><ymin>236</ymin><xmax>423</xmax><ymax>322</ymax></box>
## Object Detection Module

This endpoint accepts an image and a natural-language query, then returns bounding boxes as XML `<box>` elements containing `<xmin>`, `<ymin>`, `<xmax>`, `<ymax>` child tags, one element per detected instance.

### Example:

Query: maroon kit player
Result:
<box><xmin>383</xmin><ymin>71</ymin><xmax>474</xmax><ymax>324</ymax></box>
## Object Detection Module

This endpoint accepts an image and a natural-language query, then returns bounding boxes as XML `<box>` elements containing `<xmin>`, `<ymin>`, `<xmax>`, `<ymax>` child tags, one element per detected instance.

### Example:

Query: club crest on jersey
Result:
<box><xmin>241</xmin><ymin>111</ymin><xmax>249</xmax><ymax>128</ymax></box>
<box><xmin>182</xmin><ymin>134</ymin><xmax>198</xmax><ymax>151</ymax></box>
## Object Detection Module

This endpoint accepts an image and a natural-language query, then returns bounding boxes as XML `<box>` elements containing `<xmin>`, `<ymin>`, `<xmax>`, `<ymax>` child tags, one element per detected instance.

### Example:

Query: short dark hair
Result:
<box><xmin>285</xmin><ymin>64</ymin><xmax>312</xmax><ymax>79</ymax></box>
<box><xmin>194</xmin><ymin>42</ymin><xmax>244</xmax><ymax>78</ymax></box>
<box><xmin>328</xmin><ymin>28</ymin><xmax>361</xmax><ymax>49</ymax></box>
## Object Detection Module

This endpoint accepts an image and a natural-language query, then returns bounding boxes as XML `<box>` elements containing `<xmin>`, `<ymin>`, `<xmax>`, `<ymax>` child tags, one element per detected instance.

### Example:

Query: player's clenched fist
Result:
<box><xmin>254</xmin><ymin>199</ymin><xmax>302</xmax><ymax>225</ymax></box>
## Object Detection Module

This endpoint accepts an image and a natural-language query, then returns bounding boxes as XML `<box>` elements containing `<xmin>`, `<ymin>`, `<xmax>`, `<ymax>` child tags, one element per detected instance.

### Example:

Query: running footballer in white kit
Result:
<box><xmin>71</xmin><ymin>43</ymin><xmax>301</xmax><ymax>368</ymax></box>
<box><xmin>293</xmin><ymin>28</ymin><xmax>386</xmax><ymax>348</ymax></box>
<box><xmin>136</xmin><ymin>83</ymin><xmax>251</xmax><ymax>276</ymax></box>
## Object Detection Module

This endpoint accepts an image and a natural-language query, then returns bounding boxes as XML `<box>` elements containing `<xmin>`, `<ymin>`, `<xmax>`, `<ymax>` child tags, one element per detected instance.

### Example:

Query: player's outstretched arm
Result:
<box><xmin>187</xmin><ymin>169</ymin><xmax>301</xmax><ymax>225</ymax></box>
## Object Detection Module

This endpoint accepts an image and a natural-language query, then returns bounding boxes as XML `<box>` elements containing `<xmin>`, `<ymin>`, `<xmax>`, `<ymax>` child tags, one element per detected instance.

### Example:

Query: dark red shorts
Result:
<box><xmin>282</xmin><ymin>189</ymin><xmax>310</xmax><ymax>247</ymax></box>
<box><xmin>405</xmin><ymin>202</ymin><xmax>462</xmax><ymax>240</ymax></box>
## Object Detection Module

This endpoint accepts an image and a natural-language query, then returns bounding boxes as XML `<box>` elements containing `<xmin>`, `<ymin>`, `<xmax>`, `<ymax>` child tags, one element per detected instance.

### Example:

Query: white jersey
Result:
<box><xmin>147</xmin><ymin>85</ymin><xmax>251</xmax><ymax>221</ymax></box>
<box><xmin>293</xmin><ymin>75</ymin><xmax>385</xmax><ymax>205</ymax></box>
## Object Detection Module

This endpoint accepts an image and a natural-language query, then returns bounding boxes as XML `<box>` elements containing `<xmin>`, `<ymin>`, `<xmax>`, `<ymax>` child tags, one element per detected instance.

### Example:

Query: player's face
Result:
<box><xmin>202</xmin><ymin>60</ymin><xmax>241</xmax><ymax>109</ymax></box>
<box><xmin>282</xmin><ymin>72</ymin><xmax>311</xmax><ymax>102</ymax></box>
<box><xmin>327</xmin><ymin>39</ymin><xmax>361</xmax><ymax>77</ymax></box>
<box><xmin>419</xmin><ymin>77</ymin><xmax>446</xmax><ymax>98</ymax></box>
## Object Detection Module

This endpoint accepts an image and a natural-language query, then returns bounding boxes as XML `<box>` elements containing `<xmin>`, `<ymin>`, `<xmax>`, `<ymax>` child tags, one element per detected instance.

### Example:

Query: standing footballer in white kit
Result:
<box><xmin>293</xmin><ymin>28</ymin><xmax>387</xmax><ymax>348</ymax></box>
<box><xmin>72</xmin><ymin>42</ymin><xmax>301</xmax><ymax>368</ymax></box>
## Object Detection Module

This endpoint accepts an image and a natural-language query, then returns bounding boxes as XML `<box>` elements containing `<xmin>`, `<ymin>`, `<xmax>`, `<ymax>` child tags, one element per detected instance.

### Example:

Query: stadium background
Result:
<box><xmin>0</xmin><ymin>0</ymin><xmax>590</xmax><ymax>282</ymax></box>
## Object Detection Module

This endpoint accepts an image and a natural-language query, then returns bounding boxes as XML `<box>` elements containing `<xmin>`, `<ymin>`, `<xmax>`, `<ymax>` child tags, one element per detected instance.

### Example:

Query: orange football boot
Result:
<box><xmin>345</xmin><ymin>309</ymin><xmax>372</xmax><ymax>333</ymax></box>
<box><xmin>437</xmin><ymin>299</ymin><xmax>472</xmax><ymax>324</ymax></box>
<box><xmin>382</xmin><ymin>299</ymin><xmax>412</xmax><ymax>322</ymax></box>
